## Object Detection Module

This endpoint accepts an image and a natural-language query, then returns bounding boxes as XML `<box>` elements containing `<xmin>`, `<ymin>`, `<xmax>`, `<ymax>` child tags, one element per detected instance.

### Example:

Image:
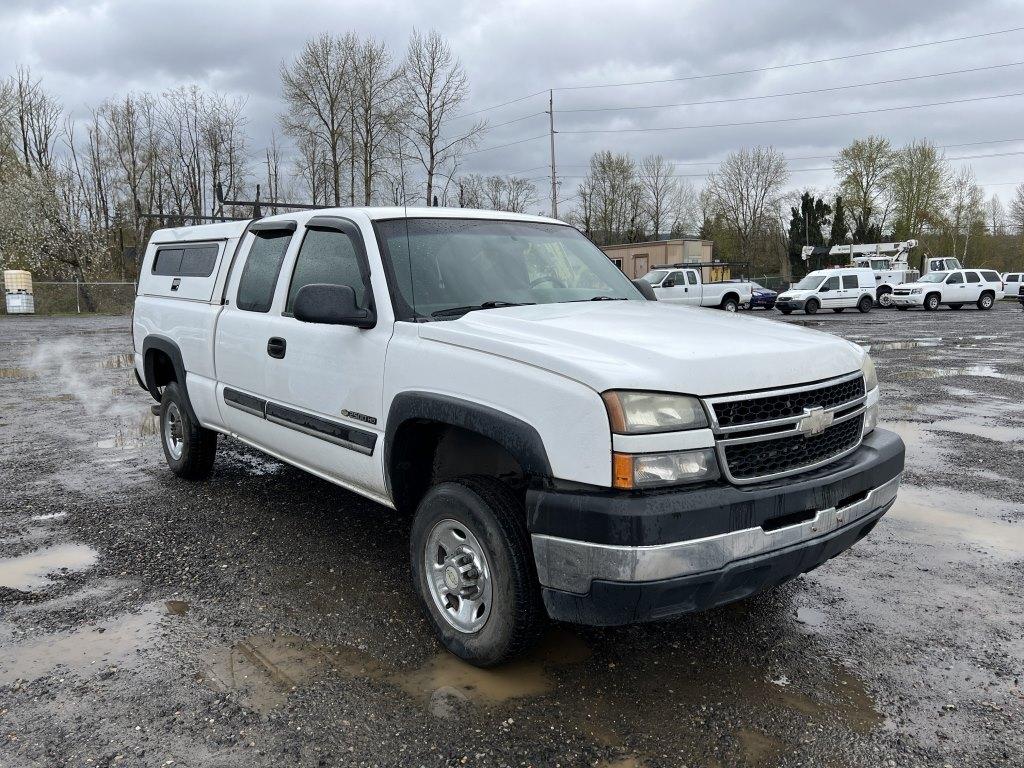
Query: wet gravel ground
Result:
<box><xmin>1</xmin><ymin>304</ymin><xmax>1023</xmax><ymax>768</ymax></box>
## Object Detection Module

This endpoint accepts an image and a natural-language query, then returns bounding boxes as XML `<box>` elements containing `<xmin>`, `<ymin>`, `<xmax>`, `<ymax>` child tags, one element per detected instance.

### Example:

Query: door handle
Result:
<box><xmin>170</xmin><ymin>278</ymin><xmax>180</xmax><ymax>292</ymax></box>
<box><xmin>267</xmin><ymin>337</ymin><xmax>287</xmax><ymax>359</ymax></box>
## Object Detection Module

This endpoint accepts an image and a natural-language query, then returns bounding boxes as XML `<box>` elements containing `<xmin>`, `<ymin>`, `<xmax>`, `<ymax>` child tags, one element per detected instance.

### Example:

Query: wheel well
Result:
<box><xmin>145</xmin><ymin>348</ymin><xmax>177</xmax><ymax>388</ymax></box>
<box><xmin>925</xmin><ymin>291</ymin><xmax>941</xmax><ymax>305</ymax></box>
<box><xmin>721</xmin><ymin>292</ymin><xmax>739</xmax><ymax>305</ymax></box>
<box><xmin>388</xmin><ymin>421</ymin><xmax>525</xmax><ymax>514</ymax></box>
<box><xmin>980</xmin><ymin>289</ymin><xmax>994</xmax><ymax>297</ymax></box>
<box><xmin>876</xmin><ymin>285</ymin><xmax>892</xmax><ymax>293</ymax></box>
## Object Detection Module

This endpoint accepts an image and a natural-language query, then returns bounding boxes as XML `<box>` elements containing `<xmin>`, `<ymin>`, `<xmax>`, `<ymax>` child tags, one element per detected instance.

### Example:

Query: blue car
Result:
<box><xmin>745</xmin><ymin>281</ymin><xmax>778</xmax><ymax>310</ymax></box>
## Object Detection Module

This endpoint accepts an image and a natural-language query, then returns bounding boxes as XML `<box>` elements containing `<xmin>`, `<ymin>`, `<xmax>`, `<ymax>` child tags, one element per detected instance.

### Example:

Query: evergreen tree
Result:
<box><xmin>787</xmin><ymin>192</ymin><xmax>831</xmax><ymax>275</ymax></box>
<box><xmin>828</xmin><ymin>195</ymin><xmax>848</xmax><ymax>247</ymax></box>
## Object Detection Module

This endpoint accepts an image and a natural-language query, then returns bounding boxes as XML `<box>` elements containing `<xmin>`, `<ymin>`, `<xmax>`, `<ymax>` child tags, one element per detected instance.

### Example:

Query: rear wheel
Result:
<box><xmin>410</xmin><ymin>477</ymin><xmax>543</xmax><ymax>666</ymax></box>
<box><xmin>977</xmin><ymin>292</ymin><xmax>994</xmax><ymax>310</ymax></box>
<box><xmin>160</xmin><ymin>381</ymin><xmax>217</xmax><ymax>479</ymax></box>
<box><xmin>804</xmin><ymin>298</ymin><xmax>820</xmax><ymax>315</ymax></box>
<box><xmin>857</xmin><ymin>296</ymin><xmax>873</xmax><ymax>313</ymax></box>
<box><xmin>876</xmin><ymin>287</ymin><xmax>893</xmax><ymax>308</ymax></box>
<box><xmin>720</xmin><ymin>296</ymin><xmax>739</xmax><ymax>313</ymax></box>
<box><xmin>924</xmin><ymin>293</ymin><xmax>941</xmax><ymax>311</ymax></box>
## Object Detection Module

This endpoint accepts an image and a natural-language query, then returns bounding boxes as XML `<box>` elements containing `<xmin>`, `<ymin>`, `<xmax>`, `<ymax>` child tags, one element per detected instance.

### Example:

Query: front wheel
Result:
<box><xmin>924</xmin><ymin>294</ymin><xmax>940</xmax><ymax>311</ymax></box>
<box><xmin>160</xmin><ymin>381</ymin><xmax>217</xmax><ymax>479</ymax></box>
<box><xmin>876</xmin><ymin>289</ymin><xmax>893</xmax><ymax>308</ymax></box>
<box><xmin>977</xmin><ymin>292</ymin><xmax>994</xmax><ymax>310</ymax></box>
<box><xmin>804</xmin><ymin>299</ymin><xmax>820</xmax><ymax>315</ymax></box>
<box><xmin>857</xmin><ymin>296</ymin><xmax>873</xmax><ymax>313</ymax></box>
<box><xmin>721</xmin><ymin>297</ymin><xmax>739</xmax><ymax>312</ymax></box>
<box><xmin>410</xmin><ymin>477</ymin><xmax>543</xmax><ymax>666</ymax></box>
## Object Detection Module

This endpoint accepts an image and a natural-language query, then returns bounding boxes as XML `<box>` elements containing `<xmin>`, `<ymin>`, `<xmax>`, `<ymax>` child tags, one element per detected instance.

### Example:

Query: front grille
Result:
<box><xmin>724</xmin><ymin>415</ymin><xmax>863</xmax><ymax>480</ymax></box>
<box><xmin>712</xmin><ymin>376</ymin><xmax>865</xmax><ymax>429</ymax></box>
<box><xmin>893</xmin><ymin>289</ymin><xmax>912</xmax><ymax>296</ymax></box>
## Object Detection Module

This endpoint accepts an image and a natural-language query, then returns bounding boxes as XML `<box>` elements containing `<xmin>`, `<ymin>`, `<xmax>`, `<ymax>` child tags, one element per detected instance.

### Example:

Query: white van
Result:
<box><xmin>775</xmin><ymin>268</ymin><xmax>877</xmax><ymax>315</ymax></box>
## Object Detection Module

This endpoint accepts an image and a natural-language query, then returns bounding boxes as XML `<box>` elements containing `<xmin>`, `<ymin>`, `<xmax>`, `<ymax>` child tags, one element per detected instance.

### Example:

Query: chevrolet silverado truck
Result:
<box><xmin>132</xmin><ymin>208</ymin><xmax>905</xmax><ymax>666</ymax></box>
<box><xmin>640</xmin><ymin>267</ymin><xmax>752</xmax><ymax>311</ymax></box>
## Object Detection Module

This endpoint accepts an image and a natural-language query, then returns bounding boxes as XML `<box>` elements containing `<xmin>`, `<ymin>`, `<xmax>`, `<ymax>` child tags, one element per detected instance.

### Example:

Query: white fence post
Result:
<box><xmin>75</xmin><ymin>278</ymin><xmax>81</xmax><ymax>314</ymax></box>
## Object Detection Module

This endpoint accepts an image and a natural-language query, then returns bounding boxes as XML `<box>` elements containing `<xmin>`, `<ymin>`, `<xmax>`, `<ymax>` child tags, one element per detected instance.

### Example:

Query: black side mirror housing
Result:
<box><xmin>633</xmin><ymin>279</ymin><xmax>658</xmax><ymax>301</ymax></box>
<box><xmin>662</xmin><ymin>278</ymin><xmax>675</xmax><ymax>288</ymax></box>
<box><xmin>293</xmin><ymin>283</ymin><xmax>375</xmax><ymax>328</ymax></box>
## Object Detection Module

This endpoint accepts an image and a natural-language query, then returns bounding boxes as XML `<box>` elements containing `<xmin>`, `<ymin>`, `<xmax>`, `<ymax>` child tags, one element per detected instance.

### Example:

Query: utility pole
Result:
<box><xmin>547</xmin><ymin>90</ymin><xmax>558</xmax><ymax>219</ymax></box>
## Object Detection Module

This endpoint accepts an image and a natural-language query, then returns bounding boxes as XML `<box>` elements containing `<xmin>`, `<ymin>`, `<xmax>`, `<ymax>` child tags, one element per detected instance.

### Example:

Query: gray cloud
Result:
<box><xmin>4</xmin><ymin>0</ymin><xmax>1023</xmax><ymax>209</ymax></box>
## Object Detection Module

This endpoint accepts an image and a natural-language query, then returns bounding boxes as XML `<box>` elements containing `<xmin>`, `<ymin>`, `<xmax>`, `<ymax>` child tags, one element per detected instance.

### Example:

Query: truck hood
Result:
<box><xmin>418</xmin><ymin>301</ymin><xmax>865</xmax><ymax>396</ymax></box>
<box><xmin>777</xmin><ymin>288</ymin><xmax>816</xmax><ymax>299</ymax></box>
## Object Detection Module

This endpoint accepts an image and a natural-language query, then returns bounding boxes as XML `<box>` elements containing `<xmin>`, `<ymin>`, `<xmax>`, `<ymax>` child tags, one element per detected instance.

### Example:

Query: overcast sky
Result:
<box><xmin>4</xmin><ymin>0</ymin><xmax>1024</xmax><ymax>212</ymax></box>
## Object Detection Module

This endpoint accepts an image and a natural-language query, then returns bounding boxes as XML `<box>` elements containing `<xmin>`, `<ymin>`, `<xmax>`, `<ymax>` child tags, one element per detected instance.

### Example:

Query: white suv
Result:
<box><xmin>131</xmin><ymin>207</ymin><xmax>904</xmax><ymax>665</ymax></box>
<box><xmin>891</xmin><ymin>269</ymin><xmax>1004</xmax><ymax>311</ymax></box>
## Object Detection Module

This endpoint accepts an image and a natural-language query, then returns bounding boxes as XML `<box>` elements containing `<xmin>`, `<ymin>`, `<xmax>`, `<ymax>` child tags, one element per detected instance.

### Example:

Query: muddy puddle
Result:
<box><xmin>204</xmin><ymin>628</ymin><xmax>590</xmax><ymax>715</ymax></box>
<box><xmin>99</xmin><ymin>352</ymin><xmax>136</xmax><ymax>370</ymax></box>
<box><xmin>899</xmin><ymin>364</ymin><xmax>1024</xmax><ymax>385</ymax></box>
<box><xmin>0</xmin><ymin>605</ymin><xmax>161</xmax><ymax>685</ymax></box>
<box><xmin>95</xmin><ymin>412</ymin><xmax>160</xmax><ymax>451</ymax></box>
<box><xmin>0</xmin><ymin>543</ymin><xmax>98</xmax><ymax>591</ymax></box>
<box><xmin>862</xmin><ymin>338</ymin><xmax>942</xmax><ymax>352</ymax></box>
<box><xmin>0</xmin><ymin>366</ymin><xmax>35</xmax><ymax>379</ymax></box>
<box><xmin>888</xmin><ymin>484</ymin><xmax>1024</xmax><ymax>555</ymax></box>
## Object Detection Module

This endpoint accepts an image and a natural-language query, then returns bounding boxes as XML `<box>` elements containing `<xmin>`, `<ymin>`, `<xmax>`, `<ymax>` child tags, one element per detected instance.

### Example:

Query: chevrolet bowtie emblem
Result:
<box><xmin>797</xmin><ymin>406</ymin><xmax>833</xmax><ymax>436</ymax></box>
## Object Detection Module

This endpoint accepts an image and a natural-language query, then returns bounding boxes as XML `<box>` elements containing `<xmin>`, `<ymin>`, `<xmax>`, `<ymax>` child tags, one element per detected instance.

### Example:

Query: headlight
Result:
<box><xmin>861</xmin><ymin>355</ymin><xmax>878</xmax><ymax>392</ymax></box>
<box><xmin>602</xmin><ymin>391</ymin><xmax>708</xmax><ymax>433</ymax></box>
<box><xmin>862</xmin><ymin>401</ymin><xmax>878</xmax><ymax>436</ymax></box>
<box><xmin>613</xmin><ymin>449</ymin><xmax>719</xmax><ymax>489</ymax></box>
<box><xmin>909</xmin><ymin>288</ymin><xmax>922</xmax><ymax>295</ymax></box>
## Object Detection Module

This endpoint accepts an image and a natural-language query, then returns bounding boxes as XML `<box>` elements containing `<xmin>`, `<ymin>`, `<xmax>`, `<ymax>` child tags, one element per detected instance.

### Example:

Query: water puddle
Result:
<box><xmin>735</xmin><ymin>727</ymin><xmax>784</xmax><ymax>764</ymax></box>
<box><xmin>901</xmin><ymin>365</ymin><xmax>1024</xmax><ymax>384</ymax></box>
<box><xmin>204</xmin><ymin>627</ymin><xmax>590</xmax><ymax>715</ymax></box>
<box><xmin>30</xmin><ymin>512</ymin><xmax>68</xmax><ymax>522</ymax></box>
<box><xmin>99</xmin><ymin>353</ymin><xmax>135</xmax><ymax>370</ymax></box>
<box><xmin>888</xmin><ymin>484</ymin><xmax>1024</xmax><ymax>555</ymax></box>
<box><xmin>0</xmin><ymin>543</ymin><xmax>98</xmax><ymax>591</ymax></box>
<box><xmin>165</xmin><ymin>600</ymin><xmax>190</xmax><ymax>616</ymax></box>
<box><xmin>95</xmin><ymin>412</ymin><xmax>160</xmax><ymax>451</ymax></box>
<box><xmin>795</xmin><ymin>606</ymin><xmax>827</xmax><ymax>629</ymax></box>
<box><xmin>863</xmin><ymin>338</ymin><xmax>943</xmax><ymax>352</ymax></box>
<box><xmin>0</xmin><ymin>605</ymin><xmax>160</xmax><ymax>684</ymax></box>
<box><xmin>0</xmin><ymin>367</ymin><xmax>34</xmax><ymax>379</ymax></box>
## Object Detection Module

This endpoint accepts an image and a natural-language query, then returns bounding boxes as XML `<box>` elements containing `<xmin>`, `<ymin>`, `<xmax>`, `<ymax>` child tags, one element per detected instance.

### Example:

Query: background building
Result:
<box><xmin>600</xmin><ymin>238</ymin><xmax>715</xmax><ymax>279</ymax></box>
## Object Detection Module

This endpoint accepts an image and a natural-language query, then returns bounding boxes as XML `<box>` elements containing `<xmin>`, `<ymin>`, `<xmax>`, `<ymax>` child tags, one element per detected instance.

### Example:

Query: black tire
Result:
<box><xmin>924</xmin><ymin>293</ymin><xmax>940</xmax><ymax>311</ymax></box>
<box><xmin>160</xmin><ymin>381</ymin><xmax>217</xmax><ymax>479</ymax></box>
<box><xmin>832</xmin><ymin>308</ymin><xmax>844</xmax><ymax>313</ymax></box>
<box><xmin>804</xmin><ymin>298</ymin><xmax>820</xmax><ymax>315</ymax></box>
<box><xmin>948</xmin><ymin>303</ymin><xmax>963</xmax><ymax>310</ymax></box>
<box><xmin>410</xmin><ymin>476</ymin><xmax>543</xmax><ymax>666</ymax></box>
<box><xmin>720</xmin><ymin>296</ymin><xmax>739</xmax><ymax>313</ymax></box>
<box><xmin>857</xmin><ymin>296</ymin><xmax>873</xmax><ymax>313</ymax></box>
<box><xmin>875</xmin><ymin>287</ymin><xmax>893</xmax><ymax>308</ymax></box>
<box><xmin>977</xmin><ymin>292</ymin><xmax>994</xmax><ymax>310</ymax></box>
<box><xmin>778</xmin><ymin>308</ymin><xmax>792</xmax><ymax>315</ymax></box>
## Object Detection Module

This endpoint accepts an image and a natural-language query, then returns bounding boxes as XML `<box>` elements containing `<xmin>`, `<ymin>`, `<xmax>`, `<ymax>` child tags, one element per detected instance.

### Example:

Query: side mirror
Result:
<box><xmin>293</xmin><ymin>283</ymin><xmax>375</xmax><ymax>328</ymax></box>
<box><xmin>633</xmin><ymin>279</ymin><xmax>658</xmax><ymax>301</ymax></box>
<box><xmin>662</xmin><ymin>278</ymin><xmax>675</xmax><ymax>288</ymax></box>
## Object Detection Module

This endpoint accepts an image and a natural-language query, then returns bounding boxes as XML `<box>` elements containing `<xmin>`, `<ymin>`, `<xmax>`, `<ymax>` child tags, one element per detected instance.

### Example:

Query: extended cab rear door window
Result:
<box><xmin>236</xmin><ymin>230</ymin><xmax>294</xmax><ymax>312</ymax></box>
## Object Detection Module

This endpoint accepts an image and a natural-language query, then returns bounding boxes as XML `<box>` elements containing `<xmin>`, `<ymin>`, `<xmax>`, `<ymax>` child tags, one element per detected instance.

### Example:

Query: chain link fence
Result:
<box><xmin>8</xmin><ymin>282</ymin><xmax>138</xmax><ymax>315</ymax></box>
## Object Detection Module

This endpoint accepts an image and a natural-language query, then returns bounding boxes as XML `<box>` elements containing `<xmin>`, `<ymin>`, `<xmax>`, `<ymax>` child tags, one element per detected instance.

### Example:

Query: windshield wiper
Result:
<box><xmin>430</xmin><ymin>300</ymin><xmax>534</xmax><ymax>318</ymax></box>
<box><xmin>589</xmin><ymin>295</ymin><xmax>627</xmax><ymax>301</ymax></box>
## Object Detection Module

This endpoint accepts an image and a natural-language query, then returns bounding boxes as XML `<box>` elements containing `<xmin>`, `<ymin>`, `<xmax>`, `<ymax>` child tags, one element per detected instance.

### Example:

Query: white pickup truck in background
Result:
<box><xmin>640</xmin><ymin>266</ymin><xmax>752</xmax><ymax>311</ymax></box>
<box><xmin>132</xmin><ymin>207</ymin><xmax>904</xmax><ymax>666</ymax></box>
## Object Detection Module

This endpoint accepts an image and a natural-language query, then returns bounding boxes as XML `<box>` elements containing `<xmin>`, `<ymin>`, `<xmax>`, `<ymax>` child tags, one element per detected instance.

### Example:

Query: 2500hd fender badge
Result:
<box><xmin>341</xmin><ymin>409</ymin><xmax>377</xmax><ymax>426</ymax></box>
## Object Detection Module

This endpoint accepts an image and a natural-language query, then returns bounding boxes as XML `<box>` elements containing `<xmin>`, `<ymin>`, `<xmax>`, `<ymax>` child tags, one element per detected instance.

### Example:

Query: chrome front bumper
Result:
<box><xmin>532</xmin><ymin>473</ymin><xmax>901</xmax><ymax>595</ymax></box>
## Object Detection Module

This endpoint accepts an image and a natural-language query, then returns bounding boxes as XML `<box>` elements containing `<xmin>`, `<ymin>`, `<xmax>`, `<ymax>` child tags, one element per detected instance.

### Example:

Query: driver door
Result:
<box><xmin>944</xmin><ymin>271</ymin><xmax>967</xmax><ymax>302</ymax></box>
<box><xmin>817</xmin><ymin>275</ymin><xmax>842</xmax><ymax>308</ymax></box>
<box><xmin>656</xmin><ymin>270</ymin><xmax>690</xmax><ymax>303</ymax></box>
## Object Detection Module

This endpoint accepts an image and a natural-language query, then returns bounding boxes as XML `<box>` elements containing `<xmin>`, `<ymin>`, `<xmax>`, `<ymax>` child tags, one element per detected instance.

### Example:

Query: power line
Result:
<box><xmin>554</xmin><ymin>26</ymin><xmax>1024</xmax><ymax>92</ymax></box>
<box><xmin>446</xmin><ymin>25</ymin><xmax>1024</xmax><ymax>121</ymax></box>
<box><xmin>463</xmin><ymin>133</ymin><xmax>549</xmax><ymax>156</ymax></box>
<box><xmin>559</xmin><ymin>91</ymin><xmax>1024</xmax><ymax>135</ymax></box>
<box><xmin>552</xmin><ymin>61</ymin><xmax>1024</xmax><ymax>115</ymax></box>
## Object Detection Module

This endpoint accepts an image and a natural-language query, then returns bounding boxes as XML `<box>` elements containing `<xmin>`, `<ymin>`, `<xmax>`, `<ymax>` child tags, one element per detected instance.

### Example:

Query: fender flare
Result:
<box><xmin>383</xmin><ymin>392</ymin><xmax>553</xmax><ymax>497</ymax></box>
<box><xmin>141</xmin><ymin>335</ymin><xmax>198</xmax><ymax>420</ymax></box>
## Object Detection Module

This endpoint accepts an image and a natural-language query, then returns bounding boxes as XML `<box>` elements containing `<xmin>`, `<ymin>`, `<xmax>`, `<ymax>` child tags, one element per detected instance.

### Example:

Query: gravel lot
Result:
<box><xmin>2</xmin><ymin>303</ymin><xmax>1022</xmax><ymax>768</ymax></box>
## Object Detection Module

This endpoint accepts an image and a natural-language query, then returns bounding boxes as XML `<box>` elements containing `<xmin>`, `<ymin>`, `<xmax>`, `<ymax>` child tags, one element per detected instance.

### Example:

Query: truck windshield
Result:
<box><xmin>375</xmin><ymin>218</ymin><xmax>642</xmax><ymax>320</ymax></box>
<box><xmin>792</xmin><ymin>275</ymin><xmax>824</xmax><ymax>290</ymax></box>
<box><xmin>641</xmin><ymin>270</ymin><xmax>669</xmax><ymax>284</ymax></box>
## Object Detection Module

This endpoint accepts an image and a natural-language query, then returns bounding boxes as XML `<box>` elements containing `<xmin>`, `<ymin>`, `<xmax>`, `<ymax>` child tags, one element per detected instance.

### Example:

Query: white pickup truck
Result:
<box><xmin>132</xmin><ymin>207</ymin><xmax>904</xmax><ymax>665</ymax></box>
<box><xmin>640</xmin><ymin>266</ymin><xmax>752</xmax><ymax>312</ymax></box>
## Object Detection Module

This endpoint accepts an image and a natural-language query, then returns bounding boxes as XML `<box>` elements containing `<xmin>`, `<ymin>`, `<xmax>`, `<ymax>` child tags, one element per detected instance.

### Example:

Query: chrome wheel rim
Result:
<box><xmin>164</xmin><ymin>402</ymin><xmax>184</xmax><ymax>460</ymax></box>
<box><xmin>424</xmin><ymin>519</ymin><xmax>492</xmax><ymax>634</ymax></box>
<box><xmin>878</xmin><ymin>292</ymin><xmax>892</xmax><ymax>307</ymax></box>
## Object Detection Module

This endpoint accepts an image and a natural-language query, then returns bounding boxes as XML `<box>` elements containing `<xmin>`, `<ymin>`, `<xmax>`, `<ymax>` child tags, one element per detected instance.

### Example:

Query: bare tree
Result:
<box><xmin>265</xmin><ymin>130</ymin><xmax>283</xmax><ymax>214</ymax></box>
<box><xmin>704</xmin><ymin>146</ymin><xmax>789</xmax><ymax>266</ymax></box>
<box><xmin>1009</xmin><ymin>183</ymin><xmax>1024</xmax><ymax>236</ymax></box>
<box><xmin>281</xmin><ymin>33</ymin><xmax>354</xmax><ymax>206</ymax></box>
<box><xmin>945</xmin><ymin>166</ymin><xmax>984</xmax><ymax>262</ymax></box>
<box><xmin>402</xmin><ymin>29</ymin><xmax>484</xmax><ymax>205</ymax></box>
<box><xmin>351</xmin><ymin>37</ymin><xmax>403</xmax><ymax>205</ymax></box>
<box><xmin>833</xmin><ymin>136</ymin><xmax>894</xmax><ymax>241</ymax></box>
<box><xmin>988</xmin><ymin>194</ymin><xmax>1005</xmax><ymax>236</ymax></box>
<box><xmin>13</xmin><ymin>66</ymin><xmax>61</xmax><ymax>176</ymax></box>
<box><xmin>202</xmin><ymin>91</ymin><xmax>249</xmax><ymax>216</ymax></box>
<box><xmin>0</xmin><ymin>77</ymin><xmax>18</xmax><ymax>177</ymax></box>
<box><xmin>580</xmin><ymin>150</ymin><xmax>644</xmax><ymax>245</ymax></box>
<box><xmin>638</xmin><ymin>154</ymin><xmax>676</xmax><ymax>238</ymax></box>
